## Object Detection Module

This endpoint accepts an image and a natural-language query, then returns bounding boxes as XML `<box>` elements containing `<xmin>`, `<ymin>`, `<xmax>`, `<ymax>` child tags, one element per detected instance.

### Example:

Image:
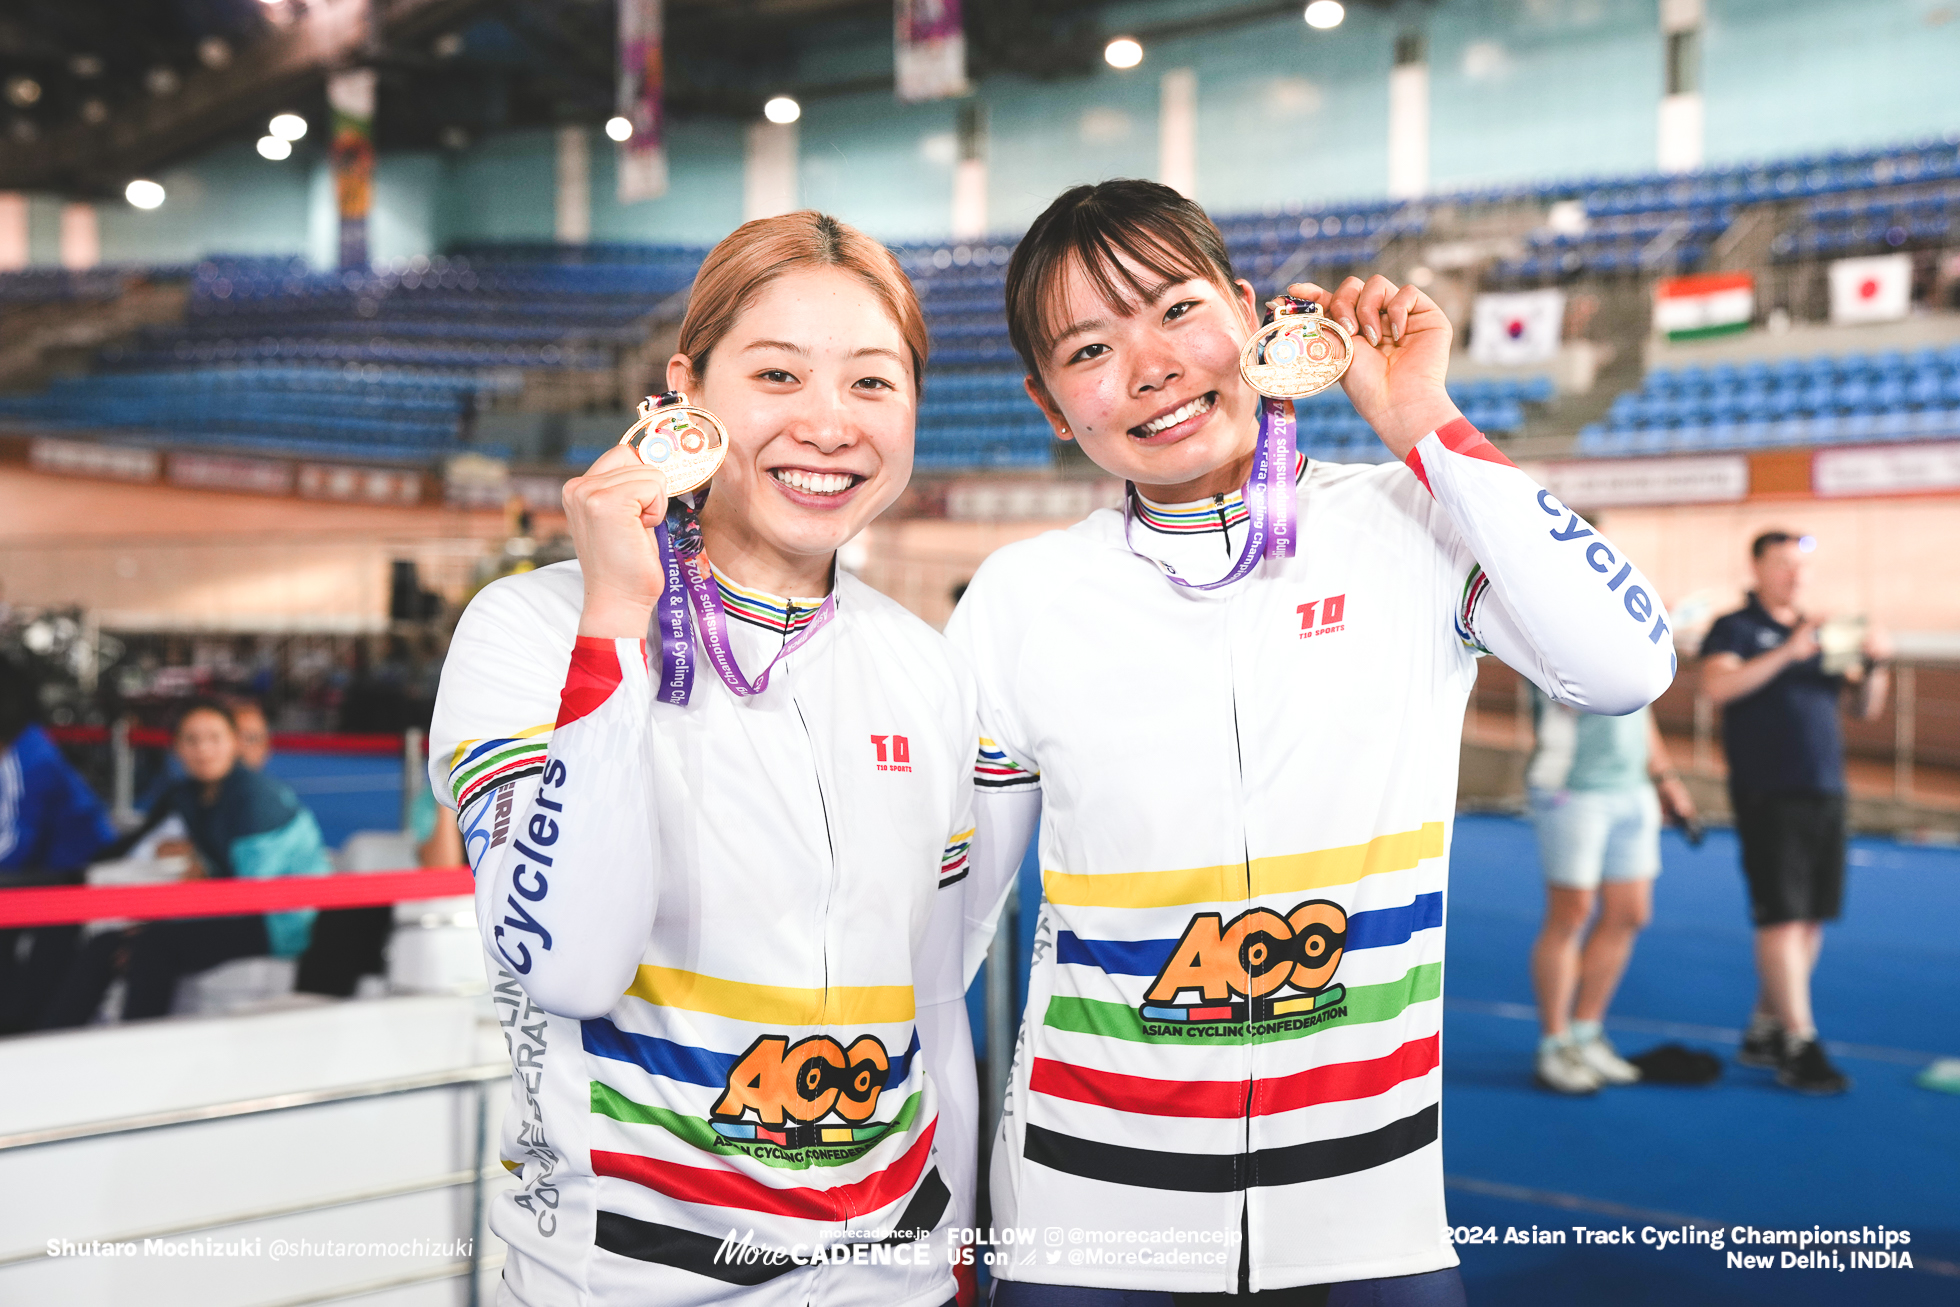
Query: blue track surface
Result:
<box><xmin>1441</xmin><ymin>814</ymin><xmax>1960</xmax><ymax>1302</ymax></box>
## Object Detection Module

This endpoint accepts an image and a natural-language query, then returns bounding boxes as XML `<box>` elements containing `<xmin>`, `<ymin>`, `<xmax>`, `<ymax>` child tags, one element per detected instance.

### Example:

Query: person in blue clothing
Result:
<box><xmin>41</xmin><ymin>699</ymin><xmax>331</xmax><ymax>1026</ymax></box>
<box><xmin>0</xmin><ymin>661</ymin><xmax>116</xmax><ymax>1032</ymax></box>
<box><xmin>1700</xmin><ymin>530</ymin><xmax>1891</xmax><ymax>1095</ymax></box>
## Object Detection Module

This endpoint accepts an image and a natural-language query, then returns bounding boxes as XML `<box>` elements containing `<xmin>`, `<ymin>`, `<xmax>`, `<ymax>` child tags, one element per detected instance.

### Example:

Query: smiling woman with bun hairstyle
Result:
<box><xmin>431</xmin><ymin>211</ymin><xmax>976</xmax><ymax>1307</ymax></box>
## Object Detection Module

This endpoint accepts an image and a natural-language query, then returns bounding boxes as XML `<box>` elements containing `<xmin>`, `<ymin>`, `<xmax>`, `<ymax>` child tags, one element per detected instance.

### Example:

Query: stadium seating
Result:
<box><xmin>2</xmin><ymin>132</ymin><xmax>1953</xmax><ymax>471</ymax></box>
<box><xmin>1772</xmin><ymin>185</ymin><xmax>1960</xmax><ymax>261</ymax></box>
<box><xmin>0</xmin><ymin>365</ymin><xmax>518</xmax><ymax>464</ymax></box>
<box><xmin>1577</xmin><ymin>345</ymin><xmax>1960</xmax><ymax>456</ymax></box>
<box><xmin>0</xmin><ymin>267</ymin><xmax>170</xmax><ymax>306</ymax></box>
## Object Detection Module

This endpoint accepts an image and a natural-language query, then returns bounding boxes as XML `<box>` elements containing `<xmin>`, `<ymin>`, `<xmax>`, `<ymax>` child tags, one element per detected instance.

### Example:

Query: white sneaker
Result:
<box><xmin>1573</xmin><ymin>1033</ymin><xmax>1641</xmax><ymax>1085</ymax></box>
<box><xmin>1536</xmin><ymin>1041</ymin><xmax>1602</xmax><ymax>1094</ymax></box>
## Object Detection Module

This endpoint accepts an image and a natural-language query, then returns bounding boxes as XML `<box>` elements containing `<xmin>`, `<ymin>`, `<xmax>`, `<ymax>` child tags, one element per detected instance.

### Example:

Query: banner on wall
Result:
<box><xmin>327</xmin><ymin>69</ymin><xmax>376</xmax><ymax>270</ymax></box>
<box><xmin>895</xmin><ymin>0</ymin><xmax>968</xmax><ymax>103</ymax></box>
<box><xmin>617</xmin><ymin>0</ymin><xmax>668</xmax><ymax>203</ymax></box>
<box><xmin>1470</xmin><ymin>289</ymin><xmax>1564</xmax><ymax>366</ymax></box>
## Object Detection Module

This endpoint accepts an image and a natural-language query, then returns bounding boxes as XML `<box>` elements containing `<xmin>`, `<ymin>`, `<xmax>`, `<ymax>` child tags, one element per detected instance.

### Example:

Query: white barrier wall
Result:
<box><xmin>0</xmin><ymin>995</ymin><xmax>512</xmax><ymax>1306</ymax></box>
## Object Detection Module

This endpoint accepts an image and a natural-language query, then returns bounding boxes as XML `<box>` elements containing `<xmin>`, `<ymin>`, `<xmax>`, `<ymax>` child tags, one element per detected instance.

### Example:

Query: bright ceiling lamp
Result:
<box><xmin>268</xmin><ymin>112</ymin><xmax>307</xmax><ymax>141</ymax></box>
<box><xmin>1305</xmin><ymin>1</ymin><xmax>1345</xmax><ymax>29</ymax></box>
<box><xmin>605</xmin><ymin>115</ymin><xmax>633</xmax><ymax>142</ymax></box>
<box><xmin>256</xmin><ymin>135</ymin><xmax>292</xmax><ymax>160</ymax></box>
<box><xmin>763</xmin><ymin>96</ymin><xmax>800</xmax><ymax>124</ymax></box>
<box><xmin>1104</xmin><ymin>37</ymin><xmax>1144</xmax><ymax>69</ymax></box>
<box><xmin>125</xmin><ymin>179</ymin><xmax>165</xmax><ymax>209</ymax></box>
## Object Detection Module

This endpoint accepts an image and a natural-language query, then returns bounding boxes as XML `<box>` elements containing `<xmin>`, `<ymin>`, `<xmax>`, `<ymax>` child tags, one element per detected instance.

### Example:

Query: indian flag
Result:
<box><xmin>1653</xmin><ymin>272</ymin><xmax>1754</xmax><ymax>342</ymax></box>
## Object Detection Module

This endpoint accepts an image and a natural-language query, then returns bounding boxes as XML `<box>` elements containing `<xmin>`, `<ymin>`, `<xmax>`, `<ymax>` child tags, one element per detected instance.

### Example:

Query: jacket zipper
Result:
<box><xmin>792</xmin><ymin>696</ymin><xmax>838</xmax><ymax>1009</ymax></box>
<box><xmin>1227</xmin><ymin>638</ymin><xmax>1255</xmax><ymax>1289</ymax></box>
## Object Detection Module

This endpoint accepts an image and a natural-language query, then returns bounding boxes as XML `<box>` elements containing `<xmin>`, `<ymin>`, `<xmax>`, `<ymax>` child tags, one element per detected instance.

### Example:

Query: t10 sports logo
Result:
<box><xmin>708</xmin><ymin>1033</ymin><xmax>897</xmax><ymax>1153</ymax></box>
<box><xmin>1140</xmin><ymin>899</ymin><xmax>1348</xmax><ymax>1026</ymax></box>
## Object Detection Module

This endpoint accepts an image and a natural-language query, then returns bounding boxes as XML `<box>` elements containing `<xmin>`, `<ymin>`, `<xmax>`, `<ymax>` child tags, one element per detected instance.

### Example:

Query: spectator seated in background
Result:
<box><xmin>0</xmin><ymin>659</ymin><xmax>116</xmax><ymax>1032</ymax></box>
<box><xmin>230</xmin><ymin>698</ymin><xmax>271</xmax><ymax>770</ymax></box>
<box><xmin>41</xmin><ymin>699</ymin><xmax>331</xmax><ymax>1027</ymax></box>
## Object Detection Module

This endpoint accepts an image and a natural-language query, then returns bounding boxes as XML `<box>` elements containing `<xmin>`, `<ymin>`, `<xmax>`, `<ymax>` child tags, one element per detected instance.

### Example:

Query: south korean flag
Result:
<box><xmin>1471</xmin><ymin>289</ymin><xmax>1565</xmax><ymax>366</ymax></box>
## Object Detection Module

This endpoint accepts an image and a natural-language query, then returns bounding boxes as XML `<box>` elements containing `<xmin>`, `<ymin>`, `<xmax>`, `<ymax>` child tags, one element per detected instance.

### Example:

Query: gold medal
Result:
<box><xmin>1239</xmin><ymin>296</ymin><xmax>1355</xmax><ymax>400</ymax></box>
<box><xmin>617</xmin><ymin>391</ymin><xmax>728</xmax><ymax>494</ymax></box>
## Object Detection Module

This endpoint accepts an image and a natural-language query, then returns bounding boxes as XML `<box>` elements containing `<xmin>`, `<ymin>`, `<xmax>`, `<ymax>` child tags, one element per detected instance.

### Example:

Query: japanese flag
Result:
<box><xmin>1470</xmin><ymin>290</ymin><xmax>1565</xmax><ymax>366</ymax></box>
<box><xmin>1829</xmin><ymin>254</ymin><xmax>1912</xmax><ymax>325</ymax></box>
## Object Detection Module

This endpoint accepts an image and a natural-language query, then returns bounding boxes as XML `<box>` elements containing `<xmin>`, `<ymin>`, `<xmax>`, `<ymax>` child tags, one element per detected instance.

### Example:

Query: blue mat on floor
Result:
<box><xmin>1441</xmin><ymin>814</ymin><xmax>1960</xmax><ymax>1303</ymax></box>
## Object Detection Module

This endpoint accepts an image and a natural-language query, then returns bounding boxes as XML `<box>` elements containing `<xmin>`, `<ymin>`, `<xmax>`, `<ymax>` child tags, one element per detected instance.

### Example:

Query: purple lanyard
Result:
<box><xmin>648</xmin><ymin>497</ymin><xmax>836</xmax><ymax>707</ymax></box>
<box><xmin>1120</xmin><ymin>396</ymin><xmax>1299</xmax><ymax>590</ymax></box>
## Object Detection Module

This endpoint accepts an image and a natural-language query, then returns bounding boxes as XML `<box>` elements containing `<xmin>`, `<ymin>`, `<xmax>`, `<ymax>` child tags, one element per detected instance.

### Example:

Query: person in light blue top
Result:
<box><xmin>1526</xmin><ymin>687</ymin><xmax>1697</xmax><ymax>1094</ymax></box>
<box><xmin>42</xmin><ymin>699</ymin><xmax>330</xmax><ymax>1026</ymax></box>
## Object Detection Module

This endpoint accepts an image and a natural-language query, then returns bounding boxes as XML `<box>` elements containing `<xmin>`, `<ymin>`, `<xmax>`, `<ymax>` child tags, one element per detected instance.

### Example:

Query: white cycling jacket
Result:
<box><xmin>946</xmin><ymin>420</ymin><xmax>1674</xmax><ymax>1292</ymax></box>
<box><xmin>431</xmin><ymin>559</ymin><xmax>975</xmax><ymax>1307</ymax></box>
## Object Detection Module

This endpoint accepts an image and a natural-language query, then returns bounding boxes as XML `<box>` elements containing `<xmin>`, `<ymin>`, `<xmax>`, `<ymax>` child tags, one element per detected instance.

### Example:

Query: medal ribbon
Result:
<box><xmin>645</xmin><ymin>472</ymin><xmax>837</xmax><ymax>706</ymax></box>
<box><xmin>1120</xmin><ymin>394</ymin><xmax>1299</xmax><ymax>591</ymax></box>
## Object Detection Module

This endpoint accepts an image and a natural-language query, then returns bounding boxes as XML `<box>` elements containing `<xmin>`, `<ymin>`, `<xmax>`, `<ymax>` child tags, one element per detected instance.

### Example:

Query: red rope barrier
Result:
<box><xmin>44</xmin><ymin>726</ymin><xmax>414</xmax><ymax>756</ymax></box>
<box><xmin>0</xmin><ymin>868</ymin><xmax>475</xmax><ymax>929</ymax></box>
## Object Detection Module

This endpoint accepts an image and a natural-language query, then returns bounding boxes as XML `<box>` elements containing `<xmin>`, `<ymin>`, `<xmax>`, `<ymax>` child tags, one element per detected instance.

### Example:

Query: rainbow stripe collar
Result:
<box><xmin>708</xmin><ymin>565</ymin><xmax>827</xmax><ymax>635</ymax></box>
<box><xmin>1133</xmin><ymin>451</ymin><xmax>1308</xmax><ymax>535</ymax></box>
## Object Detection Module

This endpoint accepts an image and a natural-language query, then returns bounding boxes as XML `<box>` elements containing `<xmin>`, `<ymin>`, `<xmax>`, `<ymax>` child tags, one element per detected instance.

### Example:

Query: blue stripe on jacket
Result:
<box><xmin>1055</xmin><ymin>891</ymin><xmax>1445</xmax><ymax>976</ymax></box>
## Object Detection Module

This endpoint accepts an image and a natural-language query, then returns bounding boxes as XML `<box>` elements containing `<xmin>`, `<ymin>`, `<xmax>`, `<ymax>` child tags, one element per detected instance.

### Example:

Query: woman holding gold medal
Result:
<box><xmin>945</xmin><ymin>180</ymin><xmax>1677</xmax><ymax>1305</ymax></box>
<box><xmin>431</xmin><ymin>212</ymin><xmax>975</xmax><ymax>1307</ymax></box>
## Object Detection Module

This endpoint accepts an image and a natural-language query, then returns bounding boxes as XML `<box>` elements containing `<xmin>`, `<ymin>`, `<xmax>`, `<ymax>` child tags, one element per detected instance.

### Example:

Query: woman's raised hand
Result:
<box><xmin>563</xmin><ymin>443</ymin><xmax>672</xmax><ymax>639</ymax></box>
<box><xmin>1284</xmin><ymin>275</ymin><xmax>1462</xmax><ymax>460</ymax></box>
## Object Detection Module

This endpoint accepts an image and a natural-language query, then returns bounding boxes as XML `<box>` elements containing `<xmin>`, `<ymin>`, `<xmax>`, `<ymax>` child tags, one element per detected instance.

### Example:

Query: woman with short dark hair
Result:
<box><xmin>947</xmin><ymin>179</ymin><xmax>1676</xmax><ymax>1304</ymax></box>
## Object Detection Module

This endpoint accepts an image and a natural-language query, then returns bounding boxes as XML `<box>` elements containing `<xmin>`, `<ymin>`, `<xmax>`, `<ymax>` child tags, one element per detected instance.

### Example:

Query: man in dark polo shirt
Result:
<box><xmin>1701</xmin><ymin>530</ymin><xmax>1890</xmax><ymax>1094</ymax></box>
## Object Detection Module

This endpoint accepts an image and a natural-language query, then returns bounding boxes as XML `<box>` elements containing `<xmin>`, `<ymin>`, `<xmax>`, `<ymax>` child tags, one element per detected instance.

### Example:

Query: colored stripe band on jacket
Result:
<box><xmin>1045</xmin><ymin>961</ymin><xmax>1441</xmax><ymax>1046</ymax></box>
<box><xmin>1028</xmin><ymin>1033</ymin><xmax>1439</xmax><ymax>1119</ymax></box>
<box><xmin>1042</xmin><ymin>822</ymin><xmax>1445</xmax><ymax>911</ymax></box>
<box><xmin>626</xmin><ymin>965</ymin><xmax>916</xmax><ymax>1026</ymax></box>
<box><xmin>591</xmin><ymin>1081</ymin><xmax>924</xmax><ymax>1170</ymax></box>
<box><xmin>582</xmin><ymin>1018</ymin><xmax>920</xmax><ymax>1094</ymax></box>
<box><xmin>975</xmin><ymin>738</ymin><xmax>1038</xmax><ymax>790</ymax></box>
<box><xmin>448</xmin><ymin>728</ymin><xmax>551</xmax><ymax>810</ymax></box>
<box><xmin>591</xmin><ymin>1118</ymin><xmax>937</xmax><ymax>1221</ymax></box>
<box><xmin>1023</xmin><ymin>1103</ymin><xmax>1437</xmax><ymax>1192</ymax></box>
<box><xmin>1054</xmin><ymin>892</ymin><xmax>1442</xmax><ymax>977</ymax></box>
<box><xmin>593</xmin><ymin>1167</ymin><xmax>951</xmax><ymax>1279</ymax></box>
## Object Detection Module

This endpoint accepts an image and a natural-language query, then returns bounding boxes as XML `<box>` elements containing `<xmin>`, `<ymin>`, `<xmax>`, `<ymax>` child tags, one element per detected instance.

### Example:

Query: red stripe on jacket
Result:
<box><xmin>1028</xmin><ymin>1034</ymin><xmax>1439</xmax><ymax>1119</ymax></box>
<box><xmin>557</xmin><ymin>636</ymin><xmax>628</xmax><ymax>727</ymax></box>
<box><xmin>1405</xmin><ymin>418</ymin><xmax>1514</xmax><ymax>494</ymax></box>
<box><xmin>591</xmin><ymin>1118</ymin><xmax>937</xmax><ymax>1222</ymax></box>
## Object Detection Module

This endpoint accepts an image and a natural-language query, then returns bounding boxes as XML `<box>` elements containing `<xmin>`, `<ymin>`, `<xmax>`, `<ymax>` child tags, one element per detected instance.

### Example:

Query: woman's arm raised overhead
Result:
<box><xmin>1295</xmin><ymin>274</ymin><xmax>1674</xmax><ymax>717</ymax></box>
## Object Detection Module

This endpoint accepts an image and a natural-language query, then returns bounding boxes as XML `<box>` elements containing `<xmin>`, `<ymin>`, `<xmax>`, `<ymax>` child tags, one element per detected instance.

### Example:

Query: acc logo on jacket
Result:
<box><xmin>708</xmin><ymin>1033</ymin><xmax>898</xmax><ymax>1153</ymax></box>
<box><xmin>1139</xmin><ymin>899</ymin><xmax>1349</xmax><ymax>1027</ymax></box>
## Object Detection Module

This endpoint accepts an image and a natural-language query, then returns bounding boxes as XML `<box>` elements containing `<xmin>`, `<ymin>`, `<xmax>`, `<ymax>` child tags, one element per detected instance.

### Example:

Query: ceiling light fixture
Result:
<box><xmin>1104</xmin><ymin>37</ymin><xmax>1144</xmax><ymax>69</ymax></box>
<box><xmin>763</xmin><ymin>96</ymin><xmax>800</xmax><ymax>124</ymax></box>
<box><xmin>605</xmin><ymin>115</ymin><xmax>633</xmax><ymax>142</ymax></box>
<box><xmin>269</xmin><ymin>113</ymin><xmax>307</xmax><ymax>141</ymax></box>
<box><xmin>256</xmin><ymin>135</ymin><xmax>292</xmax><ymax>160</ymax></box>
<box><xmin>1305</xmin><ymin>2</ymin><xmax>1345</xmax><ymax>30</ymax></box>
<box><xmin>126</xmin><ymin>179</ymin><xmax>165</xmax><ymax>209</ymax></box>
